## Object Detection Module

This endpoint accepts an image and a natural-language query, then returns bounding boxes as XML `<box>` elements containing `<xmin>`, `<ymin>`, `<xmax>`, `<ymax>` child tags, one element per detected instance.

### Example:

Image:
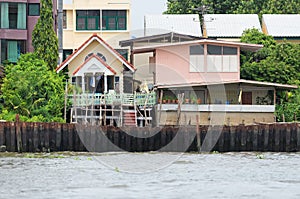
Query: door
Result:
<box><xmin>242</xmin><ymin>92</ymin><xmax>252</xmax><ymax>105</ymax></box>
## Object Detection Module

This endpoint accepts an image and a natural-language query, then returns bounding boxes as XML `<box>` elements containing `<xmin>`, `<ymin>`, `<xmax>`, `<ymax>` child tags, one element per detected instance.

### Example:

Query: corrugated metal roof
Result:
<box><xmin>262</xmin><ymin>14</ymin><xmax>300</xmax><ymax>37</ymax></box>
<box><xmin>204</xmin><ymin>14</ymin><xmax>261</xmax><ymax>37</ymax></box>
<box><xmin>144</xmin><ymin>14</ymin><xmax>202</xmax><ymax>37</ymax></box>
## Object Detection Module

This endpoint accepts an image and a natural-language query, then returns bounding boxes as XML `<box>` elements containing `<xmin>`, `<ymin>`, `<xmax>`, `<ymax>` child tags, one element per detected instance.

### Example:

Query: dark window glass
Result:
<box><xmin>223</xmin><ymin>46</ymin><xmax>237</xmax><ymax>55</ymax></box>
<box><xmin>0</xmin><ymin>39</ymin><xmax>25</xmax><ymax>63</ymax></box>
<box><xmin>63</xmin><ymin>10</ymin><xmax>67</xmax><ymax>29</ymax></box>
<box><xmin>116</xmin><ymin>49</ymin><xmax>128</xmax><ymax>60</ymax></box>
<box><xmin>28</xmin><ymin>3</ymin><xmax>40</xmax><ymax>16</ymax></box>
<box><xmin>207</xmin><ymin>45</ymin><xmax>222</xmax><ymax>55</ymax></box>
<box><xmin>96</xmin><ymin>53</ymin><xmax>106</xmax><ymax>62</ymax></box>
<box><xmin>190</xmin><ymin>45</ymin><xmax>204</xmax><ymax>55</ymax></box>
<box><xmin>63</xmin><ymin>49</ymin><xmax>72</xmax><ymax>61</ymax></box>
<box><xmin>102</xmin><ymin>10</ymin><xmax>127</xmax><ymax>30</ymax></box>
<box><xmin>8</xmin><ymin>3</ymin><xmax>18</xmax><ymax>29</ymax></box>
<box><xmin>76</xmin><ymin>10</ymin><xmax>100</xmax><ymax>30</ymax></box>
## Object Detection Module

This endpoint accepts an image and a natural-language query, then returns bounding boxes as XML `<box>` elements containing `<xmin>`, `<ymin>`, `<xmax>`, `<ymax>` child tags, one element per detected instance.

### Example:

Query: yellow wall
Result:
<box><xmin>63</xmin><ymin>0</ymin><xmax>131</xmax><ymax>50</ymax></box>
<box><xmin>67</xmin><ymin>40</ymin><xmax>124</xmax><ymax>77</ymax></box>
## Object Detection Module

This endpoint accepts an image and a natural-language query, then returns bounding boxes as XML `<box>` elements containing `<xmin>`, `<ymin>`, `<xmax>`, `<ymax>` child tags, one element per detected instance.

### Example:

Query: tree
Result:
<box><xmin>32</xmin><ymin>0</ymin><xmax>58</xmax><ymax>70</ymax></box>
<box><xmin>165</xmin><ymin>0</ymin><xmax>241</xmax><ymax>14</ymax></box>
<box><xmin>165</xmin><ymin>0</ymin><xmax>300</xmax><ymax>18</ymax></box>
<box><xmin>0</xmin><ymin>53</ymin><xmax>65</xmax><ymax>122</ymax></box>
<box><xmin>240</xmin><ymin>28</ymin><xmax>276</xmax><ymax>65</ymax></box>
<box><xmin>240</xmin><ymin>29</ymin><xmax>300</xmax><ymax>122</ymax></box>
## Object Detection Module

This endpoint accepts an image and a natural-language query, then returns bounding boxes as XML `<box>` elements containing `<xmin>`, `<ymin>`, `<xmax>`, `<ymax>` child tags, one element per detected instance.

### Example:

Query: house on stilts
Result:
<box><xmin>120</xmin><ymin>32</ymin><xmax>298</xmax><ymax>126</ymax></box>
<box><xmin>56</xmin><ymin>34</ymin><xmax>156</xmax><ymax>126</ymax></box>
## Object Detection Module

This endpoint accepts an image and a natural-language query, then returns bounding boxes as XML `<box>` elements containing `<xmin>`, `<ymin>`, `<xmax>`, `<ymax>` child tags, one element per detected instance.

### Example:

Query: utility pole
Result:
<box><xmin>57</xmin><ymin>0</ymin><xmax>63</xmax><ymax>64</ymax></box>
<box><xmin>192</xmin><ymin>5</ymin><xmax>211</xmax><ymax>37</ymax></box>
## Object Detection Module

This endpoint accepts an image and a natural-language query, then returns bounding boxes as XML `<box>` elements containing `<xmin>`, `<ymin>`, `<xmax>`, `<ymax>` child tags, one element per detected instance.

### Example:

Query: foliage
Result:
<box><xmin>32</xmin><ymin>0</ymin><xmax>58</xmax><ymax>70</ymax></box>
<box><xmin>165</xmin><ymin>0</ymin><xmax>300</xmax><ymax>19</ymax></box>
<box><xmin>0</xmin><ymin>53</ymin><xmax>65</xmax><ymax>122</ymax></box>
<box><xmin>240</xmin><ymin>29</ymin><xmax>300</xmax><ymax>122</ymax></box>
<box><xmin>276</xmin><ymin>86</ymin><xmax>300</xmax><ymax>122</ymax></box>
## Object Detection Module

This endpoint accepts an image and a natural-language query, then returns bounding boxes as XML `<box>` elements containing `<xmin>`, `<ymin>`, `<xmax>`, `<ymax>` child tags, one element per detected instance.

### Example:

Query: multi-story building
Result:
<box><xmin>0</xmin><ymin>0</ymin><xmax>57</xmax><ymax>64</ymax></box>
<box><xmin>62</xmin><ymin>0</ymin><xmax>131</xmax><ymax>61</ymax></box>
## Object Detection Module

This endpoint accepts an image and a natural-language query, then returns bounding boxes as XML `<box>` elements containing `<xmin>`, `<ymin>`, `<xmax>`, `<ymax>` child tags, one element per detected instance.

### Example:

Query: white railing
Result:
<box><xmin>160</xmin><ymin>104</ymin><xmax>275</xmax><ymax>113</ymax></box>
<box><xmin>69</xmin><ymin>92</ymin><xmax>156</xmax><ymax>107</ymax></box>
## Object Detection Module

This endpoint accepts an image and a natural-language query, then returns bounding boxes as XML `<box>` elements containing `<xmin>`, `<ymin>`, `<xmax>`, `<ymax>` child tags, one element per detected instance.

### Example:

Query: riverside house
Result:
<box><xmin>120</xmin><ymin>34</ymin><xmax>297</xmax><ymax>126</ymax></box>
<box><xmin>56</xmin><ymin>34</ymin><xmax>156</xmax><ymax>126</ymax></box>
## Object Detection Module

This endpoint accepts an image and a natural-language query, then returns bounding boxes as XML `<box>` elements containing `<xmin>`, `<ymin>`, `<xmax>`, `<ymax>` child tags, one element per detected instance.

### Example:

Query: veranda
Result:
<box><xmin>68</xmin><ymin>92</ymin><xmax>156</xmax><ymax>126</ymax></box>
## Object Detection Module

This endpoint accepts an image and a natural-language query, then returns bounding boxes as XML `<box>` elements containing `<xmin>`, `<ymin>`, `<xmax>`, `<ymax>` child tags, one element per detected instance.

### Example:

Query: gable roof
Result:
<box><xmin>144</xmin><ymin>14</ymin><xmax>202</xmax><ymax>37</ymax></box>
<box><xmin>72</xmin><ymin>54</ymin><xmax>117</xmax><ymax>76</ymax></box>
<box><xmin>204</xmin><ymin>14</ymin><xmax>261</xmax><ymax>37</ymax></box>
<box><xmin>56</xmin><ymin>34</ymin><xmax>135</xmax><ymax>73</ymax></box>
<box><xmin>262</xmin><ymin>14</ymin><xmax>300</xmax><ymax>37</ymax></box>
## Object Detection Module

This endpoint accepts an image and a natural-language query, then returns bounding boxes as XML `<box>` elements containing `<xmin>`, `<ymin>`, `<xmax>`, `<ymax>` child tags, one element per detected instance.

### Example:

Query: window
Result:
<box><xmin>63</xmin><ymin>49</ymin><xmax>72</xmax><ymax>61</ymax></box>
<box><xmin>189</xmin><ymin>44</ymin><xmax>238</xmax><ymax>73</ymax></box>
<box><xmin>76</xmin><ymin>10</ymin><xmax>100</xmax><ymax>30</ymax></box>
<box><xmin>1</xmin><ymin>40</ymin><xmax>26</xmax><ymax>63</ymax></box>
<box><xmin>28</xmin><ymin>3</ymin><xmax>40</xmax><ymax>16</ymax></box>
<box><xmin>207</xmin><ymin>45</ymin><xmax>238</xmax><ymax>72</ymax></box>
<box><xmin>0</xmin><ymin>3</ymin><xmax>26</xmax><ymax>29</ymax></box>
<box><xmin>102</xmin><ymin>10</ymin><xmax>126</xmax><ymax>30</ymax></box>
<box><xmin>63</xmin><ymin>10</ymin><xmax>66</xmax><ymax>29</ymax></box>
<box><xmin>84</xmin><ymin>52</ymin><xmax>106</xmax><ymax>62</ymax></box>
<box><xmin>115</xmin><ymin>49</ymin><xmax>128</xmax><ymax>60</ymax></box>
<box><xmin>189</xmin><ymin>45</ymin><xmax>205</xmax><ymax>72</ymax></box>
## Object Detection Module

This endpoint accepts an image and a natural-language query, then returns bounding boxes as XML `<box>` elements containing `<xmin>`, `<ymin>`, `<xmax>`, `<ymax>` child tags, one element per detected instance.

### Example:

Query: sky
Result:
<box><xmin>131</xmin><ymin>0</ymin><xmax>168</xmax><ymax>32</ymax></box>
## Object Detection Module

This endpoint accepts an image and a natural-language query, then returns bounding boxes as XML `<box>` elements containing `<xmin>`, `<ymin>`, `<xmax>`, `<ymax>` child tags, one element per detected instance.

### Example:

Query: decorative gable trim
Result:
<box><xmin>56</xmin><ymin>33</ymin><xmax>135</xmax><ymax>73</ymax></box>
<box><xmin>72</xmin><ymin>54</ymin><xmax>117</xmax><ymax>76</ymax></box>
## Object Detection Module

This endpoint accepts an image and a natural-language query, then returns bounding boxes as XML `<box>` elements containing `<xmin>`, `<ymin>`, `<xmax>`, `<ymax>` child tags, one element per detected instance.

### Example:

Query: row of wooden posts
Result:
<box><xmin>0</xmin><ymin>120</ymin><xmax>300</xmax><ymax>153</ymax></box>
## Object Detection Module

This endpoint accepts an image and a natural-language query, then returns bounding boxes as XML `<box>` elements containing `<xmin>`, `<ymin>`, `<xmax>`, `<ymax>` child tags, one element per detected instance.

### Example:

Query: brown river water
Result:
<box><xmin>1</xmin><ymin>152</ymin><xmax>300</xmax><ymax>198</ymax></box>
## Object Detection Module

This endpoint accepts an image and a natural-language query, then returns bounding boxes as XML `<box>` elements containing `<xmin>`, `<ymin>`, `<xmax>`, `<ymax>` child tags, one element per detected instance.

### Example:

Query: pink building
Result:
<box><xmin>121</xmin><ymin>33</ymin><xmax>297</xmax><ymax>126</ymax></box>
<box><xmin>0</xmin><ymin>0</ymin><xmax>57</xmax><ymax>64</ymax></box>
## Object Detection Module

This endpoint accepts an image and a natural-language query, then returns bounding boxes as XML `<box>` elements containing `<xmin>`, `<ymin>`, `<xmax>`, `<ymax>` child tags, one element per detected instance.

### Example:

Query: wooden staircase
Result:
<box><xmin>123</xmin><ymin>109</ymin><xmax>137</xmax><ymax>126</ymax></box>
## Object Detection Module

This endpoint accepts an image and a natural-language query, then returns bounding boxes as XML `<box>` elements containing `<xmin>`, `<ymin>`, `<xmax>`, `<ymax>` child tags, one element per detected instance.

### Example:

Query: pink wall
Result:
<box><xmin>155</xmin><ymin>44</ymin><xmax>240</xmax><ymax>86</ymax></box>
<box><xmin>0</xmin><ymin>0</ymin><xmax>57</xmax><ymax>52</ymax></box>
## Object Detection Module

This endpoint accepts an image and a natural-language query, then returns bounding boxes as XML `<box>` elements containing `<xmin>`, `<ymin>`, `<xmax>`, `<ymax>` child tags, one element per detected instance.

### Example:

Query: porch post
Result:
<box><xmin>82</xmin><ymin>75</ymin><xmax>85</xmax><ymax>93</ymax></box>
<box><xmin>273</xmin><ymin>88</ymin><xmax>276</xmax><ymax>105</ymax></box>
<box><xmin>104</xmin><ymin>74</ymin><xmax>108</xmax><ymax>93</ymax></box>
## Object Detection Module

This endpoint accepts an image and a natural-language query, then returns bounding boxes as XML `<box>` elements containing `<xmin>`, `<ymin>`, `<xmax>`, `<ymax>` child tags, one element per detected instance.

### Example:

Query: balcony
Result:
<box><xmin>160</xmin><ymin>104</ymin><xmax>275</xmax><ymax>113</ymax></box>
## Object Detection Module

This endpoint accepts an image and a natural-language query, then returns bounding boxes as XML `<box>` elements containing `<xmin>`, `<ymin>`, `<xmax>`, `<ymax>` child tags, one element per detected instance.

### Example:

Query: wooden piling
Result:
<box><xmin>0</xmin><ymin>121</ymin><xmax>300</xmax><ymax>153</ymax></box>
<box><xmin>0</xmin><ymin>122</ymin><xmax>5</xmax><ymax>147</ymax></box>
<box><xmin>196</xmin><ymin>115</ymin><xmax>201</xmax><ymax>152</ymax></box>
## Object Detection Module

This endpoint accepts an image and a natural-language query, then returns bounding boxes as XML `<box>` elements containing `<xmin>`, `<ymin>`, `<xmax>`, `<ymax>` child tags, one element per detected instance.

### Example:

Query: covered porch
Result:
<box><xmin>156</xmin><ymin>80</ymin><xmax>297</xmax><ymax>126</ymax></box>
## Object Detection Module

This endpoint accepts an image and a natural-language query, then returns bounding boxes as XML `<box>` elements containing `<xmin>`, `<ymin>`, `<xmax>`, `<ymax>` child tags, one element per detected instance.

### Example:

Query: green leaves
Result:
<box><xmin>0</xmin><ymin>53</ymin><xmax>65</xmax><ymax>122</ymax></box>
<box><xmin>32</xmin><ymin>0</ymin><xmax>58</xmax><ymax>70</ymax></box>
<box><xmin>165</xmin><ymin>0</ymin><xmax>300</xmax><ymax>19</ymax></box>
<box><xmin>240</xmin><ymin>29</ymin><xmax>300</xmax><ymax>122</ymax></box>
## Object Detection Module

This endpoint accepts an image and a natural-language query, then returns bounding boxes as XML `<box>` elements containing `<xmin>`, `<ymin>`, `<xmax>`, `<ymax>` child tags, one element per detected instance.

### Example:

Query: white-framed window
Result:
<box><xmin>189</xmin><ymin>45</ymin><xmax>205</xmax><ymax>72</ymax></box>
<box><xmin>207</xmin><ymin>45</ymin><xmax>238</xmax><ymax>72</ymax></box>
<box><xmin>189</xmin><ymin>44</ymin><xmax>238</xmax><ymax>73</ymax></box>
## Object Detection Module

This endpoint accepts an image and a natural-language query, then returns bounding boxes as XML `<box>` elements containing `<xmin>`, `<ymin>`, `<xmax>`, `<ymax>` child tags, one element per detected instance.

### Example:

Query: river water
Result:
<box><xmin>1</xmin><ymin>152</ymin><xmax>300</xmax><ymax>199</ymax></box>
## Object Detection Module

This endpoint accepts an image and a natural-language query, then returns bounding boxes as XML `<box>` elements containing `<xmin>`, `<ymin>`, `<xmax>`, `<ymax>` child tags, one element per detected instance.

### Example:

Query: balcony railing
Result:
<box><xmin>160</xmin><ymin>104</ymin><xmax>275</xmax><ymax>113</ymax></box>
<box><xmin>68</xmin><ymin>92</ymin><xmax>156</xmax><ymax>107</ymax></box>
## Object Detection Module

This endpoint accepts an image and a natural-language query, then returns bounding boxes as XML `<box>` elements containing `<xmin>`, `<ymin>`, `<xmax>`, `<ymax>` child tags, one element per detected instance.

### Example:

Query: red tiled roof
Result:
<box><xmin>72</xmin><ymin>54</ymin><xmax>117</xmax><ymax>76</ymax></box>
<box><xmin>56</xmin><ymin>33</ymin><xmax>135</xmax><ymax>73</ymax></box>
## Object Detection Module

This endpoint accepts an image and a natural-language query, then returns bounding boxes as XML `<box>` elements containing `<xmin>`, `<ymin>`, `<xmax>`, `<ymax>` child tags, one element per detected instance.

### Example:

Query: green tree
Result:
<box><xmin>1</xmin><ymin>53</ymin><xmax>65</xmax><ymax>122</ymax></box>
<box><xmin>165</xmin><ymin>0</ymin><xmax>242</xmax><ymax>14</ymax></box>
<box><xmin>240</xmin><ymin>28</ymin><xmax>276</xmax><ymax>65</ymax></box>
<box><xmin>240</xmin><ymin>29</ymin><xmax>300</xmax><ymax>122</ymax></box>
<box><xmin>32</xmin><ymin>0</ymin><xmax>58</xmax><ymax>70</ymax></box>
<box><xmin>165</xmin><ymin>0</ymin><xmax>300</xmax><ymax>18</ymax></box>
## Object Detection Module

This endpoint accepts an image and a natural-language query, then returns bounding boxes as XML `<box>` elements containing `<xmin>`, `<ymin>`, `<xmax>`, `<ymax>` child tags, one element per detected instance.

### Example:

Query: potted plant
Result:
<box><xmin>185</xmin><ymin>97</ymin><xmax>190</xmax><ymax>104</ymax></box>
<box><xmin>190</xmin><ymin>93</ymin><xmax>197</xmax><ymax>104</ymax></box>
<box><xmin>197</xmin><ymin>98</ymin><xmax>202</xmax><ymax>104</ymax></box>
